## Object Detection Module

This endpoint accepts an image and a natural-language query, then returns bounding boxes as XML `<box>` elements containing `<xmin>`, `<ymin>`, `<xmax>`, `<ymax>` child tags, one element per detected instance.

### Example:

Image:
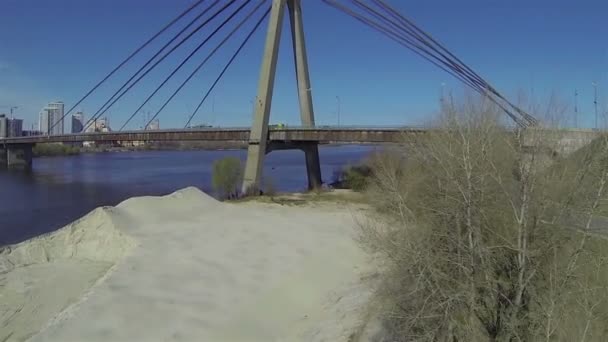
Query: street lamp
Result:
<box><xmin>335</xmin><ymin>96</ymin><xmax>341</xmax><ymax>126</ymax></box>
<box><xmin>592</xmin><ymin>82</ymin><xmax>598</xmax><ymax>130</ymax></box>
<box><xmin>574</xmin><ymin>89</ymin><xmax>578</xmax><ymax>128</ymax></box>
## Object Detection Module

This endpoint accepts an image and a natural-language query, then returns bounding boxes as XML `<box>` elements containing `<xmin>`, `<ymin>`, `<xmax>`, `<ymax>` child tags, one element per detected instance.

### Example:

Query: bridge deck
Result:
<box><xmin>0</xmin><ymin>127</ymin><xmax>422</xmax><ymax>145</ymax></box>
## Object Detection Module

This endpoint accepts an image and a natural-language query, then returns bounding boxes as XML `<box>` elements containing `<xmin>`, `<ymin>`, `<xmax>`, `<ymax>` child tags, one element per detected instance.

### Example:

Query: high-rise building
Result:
<box><xmin>0</xmin><ymin>114</ymin><xmax>23</xmax><ymax>137</ymax></box>
<box><xmin>39</xmin><ymin>101</ymin><xmax>64</xmax><ymax>135</ymax></box>
<box><xmin>8</xmin><ymin>118</ymin><xmax>23</xmax><ymax>137</ymax></box>
<box><xmin>72</xmin><ymin>111</ymin><xmax>84</xmax><ymax>133</ymax></box>
<box><xmin>0</xmin><ymin>114</ymin><xmax>7</xmax><ymax>138</ymax></box>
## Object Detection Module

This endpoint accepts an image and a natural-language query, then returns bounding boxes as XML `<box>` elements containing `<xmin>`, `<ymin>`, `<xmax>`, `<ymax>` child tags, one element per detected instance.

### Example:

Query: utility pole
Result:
<box><xmin>336</xmin><ymin>95</ymin><xmax>341</xmax><ymax>126</ymax></box>
<box><xmin>212</xmin><ymin>95</ymin><xmax>215</xmax><ymax>126</ymax></box>
<box><xmin>593</xmin><ymin>82</ymin><xmax>598</xmax><ymax>130</ymax></box>
<box><xmin>574</xmin><ymin>89</ymin><xmax>578</xmax><ymax>128</ymax></box>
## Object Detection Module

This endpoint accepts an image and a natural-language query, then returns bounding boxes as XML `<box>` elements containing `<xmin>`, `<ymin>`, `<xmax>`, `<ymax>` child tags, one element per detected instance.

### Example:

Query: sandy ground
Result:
<box><xmin>0</xmin><ymin>188</ymin><xmax>375</xmax><ymax>341</ymax></box>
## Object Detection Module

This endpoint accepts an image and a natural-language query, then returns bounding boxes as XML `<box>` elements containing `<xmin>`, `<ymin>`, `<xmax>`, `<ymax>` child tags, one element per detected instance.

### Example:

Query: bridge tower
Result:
<box><xmin>242</xmin><ymin>0</ymin><xmax>322</xmax><ymax>194</ymax></box>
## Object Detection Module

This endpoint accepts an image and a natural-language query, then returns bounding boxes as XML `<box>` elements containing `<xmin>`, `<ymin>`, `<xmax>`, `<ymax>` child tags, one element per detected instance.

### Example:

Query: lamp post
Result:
<box><xmin>593</xmin><ymin>82</ymin><xmax>598</xmax><ymax>130</ymax></box>
<box><xmin>574</xmin><ymin>89</ymin><xmax>578</xmax><ymax>128</ymax></box>
<box><xmin>335</xmin><ymin>95</ymin><xmax>341</xmax><ymax>126</ymax></box>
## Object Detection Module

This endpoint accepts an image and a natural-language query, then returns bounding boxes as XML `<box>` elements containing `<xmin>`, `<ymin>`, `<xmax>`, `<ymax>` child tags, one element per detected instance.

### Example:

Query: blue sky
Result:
<box><xmin>1</xmin><ymin>0</ymin><xmax>607</xmax><ymax>130</ymax></box>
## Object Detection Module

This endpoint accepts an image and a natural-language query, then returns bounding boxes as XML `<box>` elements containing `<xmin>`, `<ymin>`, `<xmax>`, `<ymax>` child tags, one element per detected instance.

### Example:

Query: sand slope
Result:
<box><xmin>0</xmin><ymin>208</ymin><xmax>135</xmax><ymax>342</ymax></box>
<box><xmin>1</xmin><ymin>188</ymin><xmax>372</xmax><ymax>341</ymax></box>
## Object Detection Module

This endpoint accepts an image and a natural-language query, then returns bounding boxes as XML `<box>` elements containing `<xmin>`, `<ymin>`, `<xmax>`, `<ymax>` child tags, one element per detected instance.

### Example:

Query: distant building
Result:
<box><xmin>0</xmin><ymin>114</ymin><xmax>23</xmax><ymax>138</ymax></box>
<box><xmin>0</xmin><ymin>114</ymin><xmax>6</xmax><ymax>138</ymax></box>
<box><xmin>8</xmin><ymin>118</ymin><xmax>22</xmax><ymax>137</ymax></box>
<box><xmin>145</xmin><ymin>119</ymin><xmax>160</xmax><ymax>130</ymax></box>
<box><xmin>72</xmin><ymin>111</ymin><xmax>85</xmax><ymax>133</ymax></box>
<box><xmin>85</xmin><ymin>117</ymin><xmax>111</xmax><ymax>133</ymax></box>
<box><xmin>39</xmin><ymin>101</ymin><xmax>65</xmax><ymax>135</ymax></box>
<box><xmin>22</xmin><ymin>130</ymin><xmax>43</xmax><ymax>137</ymax></box>
<box><xmin>83</xmin><ymin>117</ymin><xmax>112</xmax><ymax>147</ymax></box>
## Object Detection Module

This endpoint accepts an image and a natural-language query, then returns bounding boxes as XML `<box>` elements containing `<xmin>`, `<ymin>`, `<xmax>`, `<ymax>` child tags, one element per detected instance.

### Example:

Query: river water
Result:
<box><xmin>0</xmin><ymin>145</ymin><xmax>375</xmax><ymax>246</ymax></box>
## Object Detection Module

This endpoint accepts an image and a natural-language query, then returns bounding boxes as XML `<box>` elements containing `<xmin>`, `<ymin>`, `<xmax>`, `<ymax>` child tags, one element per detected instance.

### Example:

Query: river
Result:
<box><xmin>0</xmin><ymin>145</ymin><xmax>375</xmax><ymax>246</ymax></box>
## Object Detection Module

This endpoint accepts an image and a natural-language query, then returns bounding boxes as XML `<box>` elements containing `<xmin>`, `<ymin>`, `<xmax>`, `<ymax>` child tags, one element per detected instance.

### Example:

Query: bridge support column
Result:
<box><xmin>242</xmin><ymin>0</ymin><xmax>286</xmax><ymax>194</ymax></box>
<box><xmin>242</xmin><ymin>0</ymin><xmax>321</xmax><ymax>193</ymax></box>
<box><xmin>301</xmin><ymin>144</ymin><xmax>322</xmax><ymax>189</ymax></box>
<box><xmin>0</xmin><ymin>147</ymin><xmax>7</xmax><ymax>168</ymax></box>
<box><xmin>288</xmin><ymin>0</ymin><xmax>321</xmax><ymax>189</ymax></box>
<box><xmin>6</xmin><ymin>144</ymin><xmax>33</xmax><ymax>169</ymax></box>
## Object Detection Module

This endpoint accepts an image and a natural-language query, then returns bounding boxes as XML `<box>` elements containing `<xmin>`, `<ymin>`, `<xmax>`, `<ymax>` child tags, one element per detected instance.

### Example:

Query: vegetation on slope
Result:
<box><xmin>33</xmin><ymin>143</ymin><xmax>80</xmax><ymax>157</ymax></box>
<box><xmin>358</xmin><ymin>98</ymin><xmax>608</xmax><ymax>341</ymax></box>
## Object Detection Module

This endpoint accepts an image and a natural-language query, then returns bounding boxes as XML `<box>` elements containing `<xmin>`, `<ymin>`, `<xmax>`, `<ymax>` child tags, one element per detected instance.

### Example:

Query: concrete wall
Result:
<box><xmin>6</xmin><ymin>145</ymin><xmax>33</xmax><ymax>169</ymax></box>
<box><xmin>0</xmin><ymin>147</ymin><xmax>6</xmax><ymax>167</ymax></box>
<box><xmin>523</xmin><ymin>128</ymin><xmax>601</xmax><ymax>157</ymax></box>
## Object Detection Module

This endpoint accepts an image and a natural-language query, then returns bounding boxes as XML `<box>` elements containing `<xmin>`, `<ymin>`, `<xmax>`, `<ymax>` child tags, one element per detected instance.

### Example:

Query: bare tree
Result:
<box><xmin>360</xmin><ymin>95</ymin><xmax>608</xmax><ymax>341</ymax></box>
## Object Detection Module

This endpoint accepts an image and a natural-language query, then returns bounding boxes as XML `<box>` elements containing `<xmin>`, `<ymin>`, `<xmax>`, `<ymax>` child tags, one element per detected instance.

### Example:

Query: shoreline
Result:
<box><xmin>1</xmin><ymin>188</ymin><xmax>374</xmax><ymax>341</ymax></box>
<box><xmin>31</xmin><ymin>142</ymin><xmax>379</xmax><ymax>157</ymax></box>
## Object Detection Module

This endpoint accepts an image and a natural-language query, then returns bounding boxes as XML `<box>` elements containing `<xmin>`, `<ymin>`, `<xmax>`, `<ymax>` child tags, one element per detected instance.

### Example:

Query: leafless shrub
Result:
<box><xmin>360</xmin><ymin>95</ymin><xmax>608</xmax><ymax>341</ymax></box>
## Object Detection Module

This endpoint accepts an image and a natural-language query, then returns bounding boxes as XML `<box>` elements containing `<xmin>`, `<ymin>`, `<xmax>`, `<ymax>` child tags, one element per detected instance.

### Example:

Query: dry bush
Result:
<box><xmin>211</xmin><ymin>157</ymin><xmax>243</xmax><ymax>200</ymax></box>
<box><xmin>361</xmin><ymin>96</ymin><xmax>608</xmax><ymax>341</ymax></box>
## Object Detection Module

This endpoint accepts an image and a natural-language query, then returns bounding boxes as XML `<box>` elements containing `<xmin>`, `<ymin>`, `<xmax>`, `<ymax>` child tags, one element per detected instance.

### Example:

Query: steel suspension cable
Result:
<box><xmin>322</xmin><ymin>0</ymin><xmax>484</xmax><ymax>93</ymax></box>
<box><xmin>141</xmin><ymin>0</ymin><xmax>269</xmax><ymax>130</ymax></box>
<box><xmin>371</xmin><ymin>0</ymin><xmax>537</xmax><ymax>124</ymax></box>
<box><xmin>350</xmin><ymin>0</ymin><xmax>488</xmax><ymax>89</ymax></box>
<box><xmin>372</xmin><ymin>0</ymin><xmax>489</xmax><ymax>89</ymax></box>
<box><xmin>183</xmin><ymin>7</ymin><xmax>270</xmax><ymax>128</ymax></box>
<box><xmin>349</xmin><ymin>0</ymin><xmax>494</xmax><ymax>98</ymax></box>
<box><xmin>324</xmin><ymin>0</ymin><xmax>537</xmax><ymax>126</ymax></box>
<box><xmin>86</xmin><ymin>0</ymin><xmax>239</xmax><ymax>132</ymax></box>
<box><xmin>120</xmin><ymin>0</ymin><xmax>253</xmax><ymax>131</ymax></box>
<box><xmin>81</xmin><ymin>0</ymin><xmax>222</xmax><ymax>132</ymax></box>
<box><xmin>50</xmin><ymin>0</ymin><xmax>207</xmax><ymax>132</ymax></box>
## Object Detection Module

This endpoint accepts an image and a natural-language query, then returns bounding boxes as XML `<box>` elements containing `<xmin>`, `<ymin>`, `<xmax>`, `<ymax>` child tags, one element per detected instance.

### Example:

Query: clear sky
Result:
<box><xmin>1</xmin><ymin>0</ymin><xmax>607</xmax><ymax>130</ymax></box>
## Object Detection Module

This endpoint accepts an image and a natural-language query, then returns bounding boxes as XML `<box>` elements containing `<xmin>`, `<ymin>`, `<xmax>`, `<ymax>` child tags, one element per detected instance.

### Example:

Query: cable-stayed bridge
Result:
<box><xmin>0</xmin><ymin>0</ymin><xmax>536</xmax><ymax>192</ymax></box>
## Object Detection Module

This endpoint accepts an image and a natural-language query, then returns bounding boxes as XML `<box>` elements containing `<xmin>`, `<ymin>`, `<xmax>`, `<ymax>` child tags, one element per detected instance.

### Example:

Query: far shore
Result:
<box><xmin>32</xmin><ymin>141</ymin><xmax>376</xmax><ymax>157</ymax></box>
<box><xmin>33</xmin><ymin>141</ymin><xmax>247</xmax><ymax>157</ymax></box>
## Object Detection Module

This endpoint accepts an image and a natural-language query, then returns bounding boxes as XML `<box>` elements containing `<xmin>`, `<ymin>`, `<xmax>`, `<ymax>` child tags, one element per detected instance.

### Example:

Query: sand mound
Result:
<box><xmin>116</xmin><ymin>186</ymin><xmax>220</xmax><ymax>219</ymax></box>
<box><xmin>0</xmin><ymin>207</ymin><xmax>135</xmax><ymax>272</ymax></box>
<box><xmin>0</xmin><ymin>206</ymin><xmax>136</xmax><ymax>342</ymax></box>
<box><xmin>2</xmin><ymin>187</ymin><xmax>372</xmax><ymax>342</ymax></box>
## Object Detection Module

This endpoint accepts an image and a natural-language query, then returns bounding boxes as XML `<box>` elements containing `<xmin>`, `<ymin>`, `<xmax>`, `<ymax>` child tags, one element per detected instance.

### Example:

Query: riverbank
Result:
<box><xmin>0</xmin><ymin>188</ymin><xmax>375</xmax><ymax>341</ymax></box>
<box><xmin>32</xmin><ymin>141</ymin><xmax>378</xmax><ymax>157</ymax></box>
<box><xmin>32</xmin><ymin>141</ymin><xmax>249</xmax><ymax>157</ymax></box>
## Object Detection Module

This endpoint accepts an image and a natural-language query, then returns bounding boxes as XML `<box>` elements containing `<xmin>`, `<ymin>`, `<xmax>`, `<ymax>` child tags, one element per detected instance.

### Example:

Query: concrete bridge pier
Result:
<box><xmin>242</xmin><ymin>0</ymin><xmax>322</xmax><ymax>193</ymax></box>
<box><xmin>0</xmin><ymin>146</ymin><xmax>6</xmax><ymax>167</ymax></box>
<box><xmin>5</xmin><ymin>144</ymin><xmax>33</xmax><ymax>169</ymax></box>
<box><xmin>301</xmin><ymin>144</ymin><xmax>322</xmax><ymax>189</ymax></box>
<box><xmin>267</xmin><ymin>141</ymin><xmax>322</xmax><ymax>189</ymax></box>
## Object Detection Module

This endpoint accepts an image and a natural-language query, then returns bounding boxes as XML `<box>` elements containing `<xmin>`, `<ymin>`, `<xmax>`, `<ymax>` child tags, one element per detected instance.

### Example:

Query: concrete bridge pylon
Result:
<box><xmin>241</xmin><ymin>0</ymin><xmax>322</xmax><ymax>194</ymax></box>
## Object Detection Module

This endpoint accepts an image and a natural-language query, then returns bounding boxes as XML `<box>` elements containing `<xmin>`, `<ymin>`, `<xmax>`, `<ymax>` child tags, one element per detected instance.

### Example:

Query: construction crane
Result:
<box><xmin>0</xmin><ymin>105</ymin><xmax>18</xmax><ymax>118</ymax></box>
